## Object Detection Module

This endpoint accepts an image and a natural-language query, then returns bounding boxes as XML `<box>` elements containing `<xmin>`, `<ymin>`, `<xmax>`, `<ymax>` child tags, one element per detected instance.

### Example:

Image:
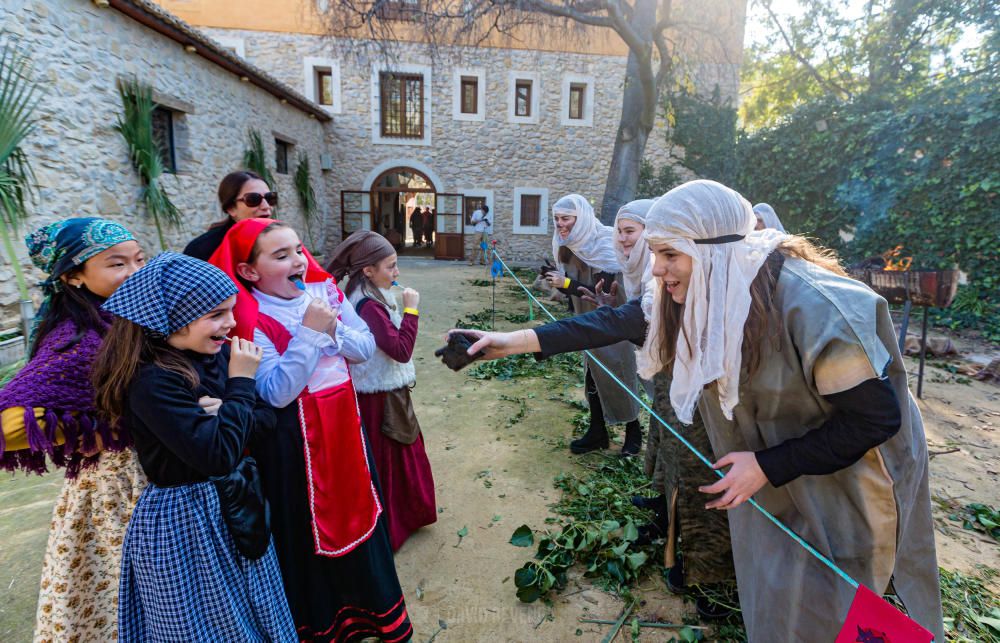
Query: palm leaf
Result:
<box><xmin>114</xmin><ymin>78</ymin><xmax>180</xmax><ymax>249</ymax></box>
<box><xmin>242</xmin><ymin>129</ymin><xmax>276</xmax><ymax>188</ymax></box>
<box><xmin>0</xmin><ymin>37</ymin><xmax>41</xmax><ymax>301</ymax></box>
<box><xmin>294</xmin><ymin>153</ymin><xmax>317</xmax><ymax>247</ymax></box>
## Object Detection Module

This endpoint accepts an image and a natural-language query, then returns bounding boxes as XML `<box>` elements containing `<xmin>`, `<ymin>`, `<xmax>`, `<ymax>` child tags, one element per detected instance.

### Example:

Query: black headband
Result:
<box><xmin>693</xmin><ymin>234</ymin><xmax>746</xmax><ymax>245</ymax></box>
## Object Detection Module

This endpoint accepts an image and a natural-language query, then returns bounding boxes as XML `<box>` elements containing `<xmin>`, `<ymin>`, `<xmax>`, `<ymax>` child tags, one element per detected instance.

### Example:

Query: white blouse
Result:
<box><xmin>252</xmin><ymin>280</ymin><xmax>375</xmax><ymax>408</ymax></box>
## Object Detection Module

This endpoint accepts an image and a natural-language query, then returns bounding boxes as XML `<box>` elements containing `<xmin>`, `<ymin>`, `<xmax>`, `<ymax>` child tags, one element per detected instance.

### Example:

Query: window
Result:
<box><xmin>561</xmin><ymin>74</ymin><xmax>595</xmax><ymax>126</ymax></box>
<box><xmin>519</xmin><ymin>194</ymin><xmax>540</xmax><ymax>227</ymax></box>
<box><xmin>452</xmin><ymin>68</ymin><xmax>485</xmax><ymax>121</ymax></box>
<box><xmin>464</xmin><ymin>195</ymin><xmax>486</xmax><ymax>226</ymax></box>
<box><xmin>304</xmin><ymin>58</ymin><xmax>341</xmax><ymax>114</ymax></box>
<box><xmin>508</xmin><ymin>72</ymin><xmax>540</xmax><ymax>124</ymax></box>
<box><xmin>515</xmin><ymin>80</ymin><xmax>532</xmax><ymax>117</ymax></box>
<box><xmin>513</xmin><ymin>187</ymin><xmax>548</xmax><ymax>234</ymax></box>
<box><xmin>376</xmin><ymin>0</ymin><xmax>420</xmax><ymax>21</ymax></box>
<box><xmin>380</xmin><ymin>72</ymin><xmax>424</xmax><ymax>138</ymax></box>
<box><xmin>460</xmin><ymin>77</ymin><xmax>478</xmax><ymax>114</ymax></box>
<box><xmin>568</xmin><ymin>83</ymin><xmax>586</xmax><ymax>120</ymax></box>
<box><xmin>151</xmin><ymin>106</ymin><xmax>176</xmax><ymax>173</ymax></box>
<box><xmin>316</xmin><ymin>69</ymin><xmax>333</xmax><ymax>106</ymax></box>
<box><xmin>275</xmin><ymin>139</ymin><xmax>290</xmax><ymax>174</ymax></box>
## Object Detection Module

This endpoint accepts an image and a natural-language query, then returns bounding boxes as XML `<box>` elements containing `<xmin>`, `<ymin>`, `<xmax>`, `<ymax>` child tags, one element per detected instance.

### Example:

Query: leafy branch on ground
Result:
<box><xmin>509</xmin><ymin>457</ymin><xmax>658</xmax><ymax>604</ymax></box>
<box><xmin>948</xmin><ymin>503</ymin><xmax>1000</xmax><ymax>542</ymax></box>
<box><xmin>469</xmin><ymin>351</ymin><xmax>581</xmax><ymax>383</ymax></box>
<box><xmin>940</xmin><ymin>566</ymin><xmax>1000</xmax><ymax>642</ymax></box>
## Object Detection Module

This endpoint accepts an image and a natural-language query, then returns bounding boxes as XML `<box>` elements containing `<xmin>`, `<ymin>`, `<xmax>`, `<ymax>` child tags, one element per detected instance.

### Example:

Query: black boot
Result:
<box><xmin>569</xmin><ymin>418</ymin><xmax>609</xmax><ymax>454</ymax></box>
<box><xmin>631</xmin><ymin>494</ymin><xmax>669</xmax><ymax>545</ymax></box>
<box><xmin>572</xmin><ymin>371</ymin><xmax>610</xmax><ymax>454</ymax></box>
<box><xmin>621</xmin><ymin>420</ymin><xmax>642</xmax><ymax>456</ymax></box>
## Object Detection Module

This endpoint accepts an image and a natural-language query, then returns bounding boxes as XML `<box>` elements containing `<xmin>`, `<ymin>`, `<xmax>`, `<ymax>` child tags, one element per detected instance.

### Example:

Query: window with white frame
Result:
<box><xmin>371</xmin><ymin>64</ymin><xmax>432</xmax><ymax>146</ymax></box>
<box><xmin>513</xmin><ymin>188</ymin><xmax>549</xmax><ymax>234</ymax></box>
<box><xmin>507</xmin><ymin>72</ymin><xmax>540</xmax><ymax>124</ymax></box>
<box><xmin>452</xmin><ymin>68</ymin><xmax>485</xmax><ymax>121</ymax></box>
<box><xmin>303</xmin><ymin>57</ymin><xmax>341</xmax><ymax>114</ymax></box>
<box><xmin>560</xmin><ymin>74</ymin><xmax>595</xmax><ymax>127</ymax></box>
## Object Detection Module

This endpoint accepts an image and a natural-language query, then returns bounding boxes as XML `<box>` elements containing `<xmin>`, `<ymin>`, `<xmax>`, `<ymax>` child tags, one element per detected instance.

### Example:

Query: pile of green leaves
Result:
<box><xmin>468</xmin><ymin>351</ymin><xmax>581</xmax><ymax>382</ymax></box>
<box><xmin>509</xmin><ymin>457</ymin><xmax>658</xmax><ymax>603</ymax></box>
<box><xmin>949</xmin><ymin>503</ymin><xmax>1000</xmax><ymax>542</ymax></box>
<box><xmin>940</xmin><ymin>566</ymin><xmax>1000</xmax><ymax>642</ymax></box>
<box><xmin>454</xmin><ymin>307</ymin><xmax>493</xmax><ymax>331</ymax></box>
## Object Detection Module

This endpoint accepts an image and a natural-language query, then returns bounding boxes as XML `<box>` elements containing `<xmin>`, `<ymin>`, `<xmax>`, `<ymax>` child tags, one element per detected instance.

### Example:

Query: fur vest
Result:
<box><xmin>348</xmin><ymin>288</ymin><xmax>417</xmax><ymax>394</ymax></box>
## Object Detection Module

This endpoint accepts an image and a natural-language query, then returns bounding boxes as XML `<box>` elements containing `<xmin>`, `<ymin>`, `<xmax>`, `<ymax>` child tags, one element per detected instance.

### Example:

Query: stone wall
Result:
<box><xmin>0</xmin><ymin>0</ymin><xmax>332</xmax><ymax>326</ymax></box>
<box><xmin>201</xmin><ymin>30</ymin><xmax>741</xmax><ymax>263</ymax></box>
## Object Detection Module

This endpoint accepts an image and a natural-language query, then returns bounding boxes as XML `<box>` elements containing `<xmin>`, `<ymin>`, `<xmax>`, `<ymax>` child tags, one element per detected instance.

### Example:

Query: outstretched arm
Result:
<box><xmin>450</xmin><ymin>298</ymin><xmax>647</xmax><ymax>362</ymax></box>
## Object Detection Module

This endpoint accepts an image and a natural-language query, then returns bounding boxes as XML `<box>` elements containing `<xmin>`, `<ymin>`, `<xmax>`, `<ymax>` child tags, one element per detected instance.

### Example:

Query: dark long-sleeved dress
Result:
<box><xmin>120</xmin><ymin>350</ymin><xmax>295</xmax><ymax>642</ymax></box>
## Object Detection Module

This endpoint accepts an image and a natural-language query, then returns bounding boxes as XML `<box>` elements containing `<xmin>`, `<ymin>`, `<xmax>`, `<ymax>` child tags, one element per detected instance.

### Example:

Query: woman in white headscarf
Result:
<box><xmin>751</xmin><ymin>202</ymin><xmax>786</xmax><ymax>232</ymax></box>
<box><xmin>638</xmin><ymin>180</ymin><xmax>942</xmax><ymax>641</ymax></box>
<box><xmin>541</xmin><ymin>194</ymin><xmax>643</xmax><ymax>456</ymax></box>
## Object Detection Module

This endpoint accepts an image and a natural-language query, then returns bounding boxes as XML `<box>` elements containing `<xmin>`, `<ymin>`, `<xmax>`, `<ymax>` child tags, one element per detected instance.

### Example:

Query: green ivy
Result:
<box><xmin>644</xmin><ymin>75</ymin><xmax>1000</xmax><ymax>338</ymax></box>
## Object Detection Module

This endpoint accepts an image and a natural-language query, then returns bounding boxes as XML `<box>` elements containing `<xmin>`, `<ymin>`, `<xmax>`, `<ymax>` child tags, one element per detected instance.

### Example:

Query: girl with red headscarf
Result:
<box><xmin>208</xmin><ymin>218</ymin><xmax>412</xmax><ymax>643</ymax></box>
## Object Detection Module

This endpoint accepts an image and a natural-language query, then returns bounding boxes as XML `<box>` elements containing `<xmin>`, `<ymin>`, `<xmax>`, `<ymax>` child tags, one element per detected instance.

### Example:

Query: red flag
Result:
<box><xmin>835</xmin><ymin>584</ymin><xmax>935</xmax><ymax>643</ymax></box>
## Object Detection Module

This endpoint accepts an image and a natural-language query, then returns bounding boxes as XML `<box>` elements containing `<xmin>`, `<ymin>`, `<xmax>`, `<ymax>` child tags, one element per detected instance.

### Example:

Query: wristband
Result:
<box><xmin>562</xmin><ymin>277</ymin><xmax>571</xmax><ymax>289</ymax></box>
<box><xmin>403</xmin><ymin>307</ymin><xmax>419</xmax><ymax>316</ymax></box>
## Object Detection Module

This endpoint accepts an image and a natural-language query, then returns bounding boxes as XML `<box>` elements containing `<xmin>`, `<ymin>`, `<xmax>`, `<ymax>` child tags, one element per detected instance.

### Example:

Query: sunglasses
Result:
<box><xmin>236</xmin><ymin>192</ymin><xmax>278</xmax><ymax>208</ymax></box>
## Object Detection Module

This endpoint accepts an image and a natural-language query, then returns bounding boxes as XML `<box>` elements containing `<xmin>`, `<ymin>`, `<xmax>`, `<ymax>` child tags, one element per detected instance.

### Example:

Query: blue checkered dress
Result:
<box><xmin>118</xmin><ymin>481</ymin><xmax>296</xmax><ymax>642</ymax></box>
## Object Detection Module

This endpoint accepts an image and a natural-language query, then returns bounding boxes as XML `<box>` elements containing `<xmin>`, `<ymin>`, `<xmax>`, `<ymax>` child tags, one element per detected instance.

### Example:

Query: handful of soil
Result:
<box><xmin>435</xmin><ymin>332</ymin><xmax>485</xmax><ymax>371</ymax></box>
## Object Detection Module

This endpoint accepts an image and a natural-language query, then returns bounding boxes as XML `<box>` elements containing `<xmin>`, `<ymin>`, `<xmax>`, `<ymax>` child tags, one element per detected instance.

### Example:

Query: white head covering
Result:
<box><xmin>752</xmin><ymin>203</ymin><xmax>786</xmax><ymax>232</ymax></box>
<box><xmin>637</xmin><ymin>180</ymin><xmax>788</xmax><ymax>423</ymax></box>
<box><xmin>613</xmin><ymin>199</ymin><xmax>656</xmax><ymax>306</ymax></box>
<box><xmin>551</xmin><ymin>194</ymin><xmax>622</xmax><ymax>274</ymax></box>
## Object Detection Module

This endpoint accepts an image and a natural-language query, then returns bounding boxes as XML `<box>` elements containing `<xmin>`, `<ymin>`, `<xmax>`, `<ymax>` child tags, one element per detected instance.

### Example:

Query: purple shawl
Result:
<box><xmin>0</xmin><ymin>314</ymin><xmax>129</xmax><ymax>477</ymax></box>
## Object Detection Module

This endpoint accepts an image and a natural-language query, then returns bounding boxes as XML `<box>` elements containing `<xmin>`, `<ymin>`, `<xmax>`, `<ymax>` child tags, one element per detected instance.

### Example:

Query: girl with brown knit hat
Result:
<box><xmin>328</xmin><ymin>231</ymin><xmax>437</xmax><ymax>551</ymax></box>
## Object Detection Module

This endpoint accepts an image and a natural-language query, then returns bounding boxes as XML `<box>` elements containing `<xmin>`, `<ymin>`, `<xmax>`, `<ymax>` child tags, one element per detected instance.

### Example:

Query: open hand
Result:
<box><xmin>578</xmin><ymin>279</ymin><xmax>618</xmax><ymax>307</ymax></box>
<box><xmin>228</xmin><ymin>336</ymin><xmax>264</xmax><ymax>379</ymax></box>
<box><xmin>699</xmin><ymin>451</ymin><xmax>768</xmax><ymax>510</ymax></box>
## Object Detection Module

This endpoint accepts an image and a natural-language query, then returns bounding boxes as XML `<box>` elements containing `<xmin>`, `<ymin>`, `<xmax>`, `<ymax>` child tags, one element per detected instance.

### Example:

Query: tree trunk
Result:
<box><xmin>599</xmin><ymin>48</ymin><xmax>655</xmax><ymax>224</ymax></box>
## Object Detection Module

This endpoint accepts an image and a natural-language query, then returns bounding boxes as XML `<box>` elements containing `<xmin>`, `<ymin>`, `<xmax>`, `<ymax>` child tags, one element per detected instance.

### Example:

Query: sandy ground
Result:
<box><xmin>1</xmin><ymin>257</ymin><xmax>998</xmax><ymax>642</ymax></box>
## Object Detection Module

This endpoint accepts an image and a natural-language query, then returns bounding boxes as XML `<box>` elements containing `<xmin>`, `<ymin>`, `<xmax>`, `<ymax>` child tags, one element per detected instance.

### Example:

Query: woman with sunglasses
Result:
<box><xmin>184</xmin><ymin>170</ymin><xmax>278</xmax><ymax>261</ymax></box>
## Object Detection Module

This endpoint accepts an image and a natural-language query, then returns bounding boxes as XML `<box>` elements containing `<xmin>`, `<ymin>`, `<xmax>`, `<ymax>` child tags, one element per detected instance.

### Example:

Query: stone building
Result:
<box><xmin>0</xmin><ymin>0</ymin><xmax>746</xmax><ymax>330</ymax></box>
<box><xmin>0</xmin><ymin>0</ymin><xmax>332</xmax><ymax>327</ymax></box>
<box><xmin>159</xmin><ymin>0</ymin><xmax>747</xmax><ymax>263</ymax></box>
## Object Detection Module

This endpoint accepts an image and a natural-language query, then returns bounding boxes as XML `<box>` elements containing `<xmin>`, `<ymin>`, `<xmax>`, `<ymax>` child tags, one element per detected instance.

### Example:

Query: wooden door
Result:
<box><xmin>434</xmin><ymin>193</ymin><xmax>465</xmax><ymax>260</ymax></box>
<box><xmin>340</xmin><ymin>191</ymin><xmax>372</xmax><ymax>239</ymax></box>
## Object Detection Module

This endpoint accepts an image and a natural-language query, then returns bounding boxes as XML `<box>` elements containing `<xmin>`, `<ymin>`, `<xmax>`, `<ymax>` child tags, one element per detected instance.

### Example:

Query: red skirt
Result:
<box><xmin>357</xmin><ymin>391</ymin><xmax>437</xmax><ymax>551</ymax></box>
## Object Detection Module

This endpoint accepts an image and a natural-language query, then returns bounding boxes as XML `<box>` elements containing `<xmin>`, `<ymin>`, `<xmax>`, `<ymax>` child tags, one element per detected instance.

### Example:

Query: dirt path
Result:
<box><xmin>393</xmin><ymin>257</ymin><xmax>673</xmax><ymax>642</ymax></box>
<box><xmin>1</xmin><ymin>257</ymin><xmax>998</xmax><ymax>642</ymax></box>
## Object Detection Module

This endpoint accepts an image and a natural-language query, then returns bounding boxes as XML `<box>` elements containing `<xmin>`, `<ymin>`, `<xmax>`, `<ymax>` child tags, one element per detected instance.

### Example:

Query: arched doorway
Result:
<box><xmin>371</xmin><ymin>167</ymin><xmax>435</xmax><ymax>254</ymax></box>
<box><xmin>341</xmin><ymin>165</ymin><xmax>466</xmax><ymax>259</ymax></box>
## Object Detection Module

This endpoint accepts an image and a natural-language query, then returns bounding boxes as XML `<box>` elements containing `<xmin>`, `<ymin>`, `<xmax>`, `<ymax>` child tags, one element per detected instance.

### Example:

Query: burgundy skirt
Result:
<box><xmin>356</xmin><ymin>391</ymin><xmax>437</xmax><ymax>551</ymax></box>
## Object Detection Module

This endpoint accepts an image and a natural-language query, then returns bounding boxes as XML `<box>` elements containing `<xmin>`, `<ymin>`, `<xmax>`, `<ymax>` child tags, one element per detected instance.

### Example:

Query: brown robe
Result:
<box><xmin>696</xmin><ymin>258</ymin><xmax>943</xmax><ymax>641</ymax></box>
<box><xmin>647</xmin><ymin>373</ymin><xmax>735</xmax><ymax>585</ymax></box>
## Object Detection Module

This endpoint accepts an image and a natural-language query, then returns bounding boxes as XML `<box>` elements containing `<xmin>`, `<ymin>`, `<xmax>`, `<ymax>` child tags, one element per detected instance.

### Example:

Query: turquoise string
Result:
<box><xmin>490</xmin><ymin>250</ymin><xmax>860</xmax><ymax>591</ymax></box>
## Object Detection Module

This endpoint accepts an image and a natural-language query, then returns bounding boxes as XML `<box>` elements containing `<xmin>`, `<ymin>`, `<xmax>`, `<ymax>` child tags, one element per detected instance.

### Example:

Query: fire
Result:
<box><xmin>882</xmin><ymin>245</ymin><xmax>913</xmax><ymax>272</ymax></box>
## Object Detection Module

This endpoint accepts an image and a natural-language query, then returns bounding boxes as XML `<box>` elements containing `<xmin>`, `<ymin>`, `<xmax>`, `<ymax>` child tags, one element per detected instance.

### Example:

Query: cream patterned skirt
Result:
<box><xmin>33</xmin><ymin>449</ymin><xmax>146</xmax><ymax>643</ymax></box>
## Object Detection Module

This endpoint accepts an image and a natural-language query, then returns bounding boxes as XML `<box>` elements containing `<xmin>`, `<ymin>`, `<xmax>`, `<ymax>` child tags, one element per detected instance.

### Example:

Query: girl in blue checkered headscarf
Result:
<box><xmin>92</xmin><ymin>253</ymin><xmax>296</xmax><ymax>642</ymax></box>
